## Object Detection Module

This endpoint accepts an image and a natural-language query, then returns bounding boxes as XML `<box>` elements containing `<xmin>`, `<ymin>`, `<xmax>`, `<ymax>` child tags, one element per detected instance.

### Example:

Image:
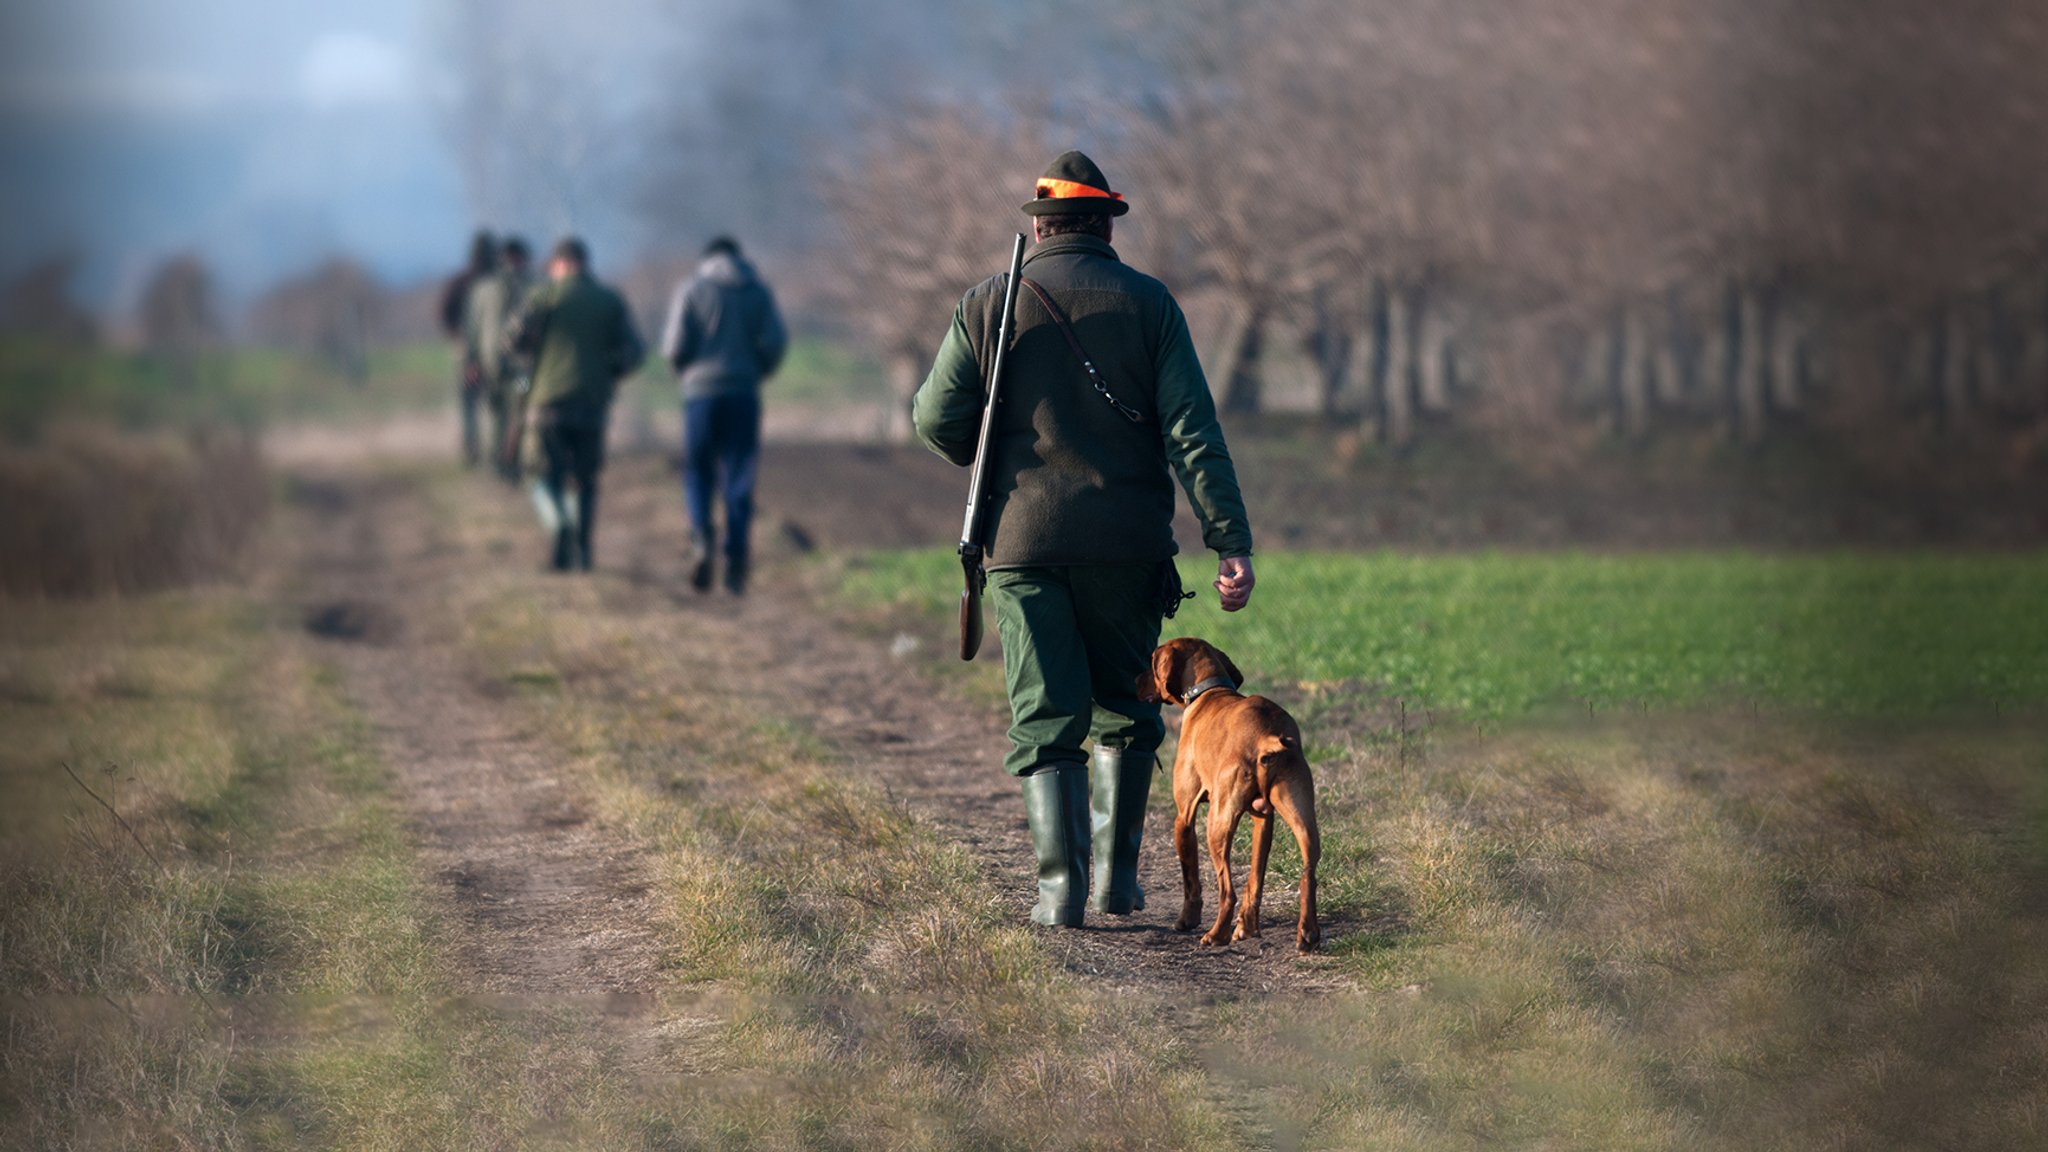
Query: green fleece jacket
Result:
<box><xmin>913</xmin><ymin>233</ymin><xmax>1253</xmax><ymax>568</ymax></box>
<box><xmin>509</xmin><ymin>272</ymin><xmax>643</xmax><ymax>427</ymax></box>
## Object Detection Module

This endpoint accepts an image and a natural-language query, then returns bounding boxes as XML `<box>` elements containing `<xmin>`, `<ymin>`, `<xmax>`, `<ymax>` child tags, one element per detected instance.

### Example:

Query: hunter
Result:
<box><xmin>658</xmin><ymin>235</ymin><xmax>788</xmax><ymax>595</ymax></box>
<box><xmin>463</xmin><ymin>235</ymin><xmax>533</xmax><ymax>481</ymax></box>
<box><xmin>440</xmin><ymin>230</ymin><xmax>497</xmax><ymax>467</ymax></box>
<box><xmin>507</xmin><ymin>237</ymin><xmax>645</xmax><ymax>572</ymax></box>
<box><xmin>912</xmin><ymin>150</ymin><xmax>1256</xmax><ymax>927</ymax></box>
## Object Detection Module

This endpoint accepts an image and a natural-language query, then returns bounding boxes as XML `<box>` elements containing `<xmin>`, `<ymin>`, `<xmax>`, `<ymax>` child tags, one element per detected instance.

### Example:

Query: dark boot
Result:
<box><xmin>550</xmin><ymin>526</ymin><xmax>575</xmax><ymax>572</ymax></box>
<box><xmin>1021</xmin><ymin>765</ymin><xmax>1091</xmax><ymax>927</ymax></box>
<box><xmin>687</xmin><ymin>534</ymin><xmax>715</xmax><ymax>593</ymax></box>
<box><xmin>575</xmin><ymin>479</ymin><xmax>598</xmax><ymax>572</ymax></box>
<box><xmin>724</xmin><ymin>553</ymin><xmax>748</xmax><ymax>596</ymax></box>
<box><xmin>1088</xmin><ymin>742</ymin><xmax>1151</xmax><ymax>914</ymax></box>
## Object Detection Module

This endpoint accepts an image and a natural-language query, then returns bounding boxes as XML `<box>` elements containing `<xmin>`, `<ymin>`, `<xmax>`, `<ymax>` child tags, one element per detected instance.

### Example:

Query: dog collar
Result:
<box><xmin>1179</xmin><ymin>676</ymin><xmax>1237</xmax><ymax>706</ymax></box>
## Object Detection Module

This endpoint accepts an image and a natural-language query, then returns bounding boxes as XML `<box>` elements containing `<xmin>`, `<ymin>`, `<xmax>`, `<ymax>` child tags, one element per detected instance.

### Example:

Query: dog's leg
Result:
<box><xmin>1234</xmin><ymin>810</ymin><xmax>1273</xmax><ymax>942</ymax></box>
<box><xmin>1201</xmin><ymin>797</ymin><xmax>1245</xmax><ymax>946</ymax></box>
<box><xmin>1173</xmin><ymin>803</ymin><xmax>1202</xmax><ymax>933</ymax></box>
<box><xmin>1173</xmin><ymin>763</ymin><xmax>1203</xmax><ymax>933</ymax></box>
<box><xmin>1269</xmin><ymin>774</ymin><xmax>1321</xmax><ymax>952</ymax></box>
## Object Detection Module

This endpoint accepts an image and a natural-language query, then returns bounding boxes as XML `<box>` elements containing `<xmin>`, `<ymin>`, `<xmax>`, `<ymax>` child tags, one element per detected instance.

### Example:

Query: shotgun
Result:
<box><xmin>957</xmin><ymin>232</ymin><xmax>1029</xmax><ymax>661</ymax></box>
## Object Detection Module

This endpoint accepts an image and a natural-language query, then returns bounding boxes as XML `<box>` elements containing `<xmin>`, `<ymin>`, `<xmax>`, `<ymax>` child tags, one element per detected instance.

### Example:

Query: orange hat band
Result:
<box><xmin>1035</xmin><ymin>177</ymin><xmax>1125</xmax><ymax>203</ymax></box>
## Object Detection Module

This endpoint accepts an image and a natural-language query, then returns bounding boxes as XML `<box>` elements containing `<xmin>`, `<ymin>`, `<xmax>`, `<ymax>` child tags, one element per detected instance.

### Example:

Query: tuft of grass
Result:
<box><xmin>836</xmin><ymin>549</ymin><xmax>2048</xmax><ymax>718</ymax></box>
<box><xmin>0</xmin><ymin>425</ymin><xmax>268</xmax><ymax>598</ymax></box>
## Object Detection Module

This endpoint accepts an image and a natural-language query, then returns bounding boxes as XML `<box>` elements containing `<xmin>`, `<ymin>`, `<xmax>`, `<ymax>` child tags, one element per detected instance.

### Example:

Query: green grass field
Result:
<box><xmin>836</xmin><ymin>549</ymin><xmax>2048</xmax><ymax>718</ymax></box>
<box><xmin>0</xmin><ymin>339</ymin><xmax>460</xmax><ymax>436</ymax></box>
<box><xmin>1</xmin><ymin>335</ymin><xmax>886</xmax><ymax>441</ymax></box>
<box><xmin>831</xmin><ymin>544</ymin><xmax>2048</xmax><ymax>1148</ymax></box>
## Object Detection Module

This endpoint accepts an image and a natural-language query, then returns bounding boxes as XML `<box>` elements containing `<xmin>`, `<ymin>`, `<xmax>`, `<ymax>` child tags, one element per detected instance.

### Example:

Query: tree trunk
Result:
<box><xmin>1768</xmin><ymin>304</ymin><xmax>1805</xmax><ymax>415</ymax></box>
<box><xmin>1970</xmin><ymin>294</ymin><xmax>2010</xmax><ymax>415</ymax></box>
<box><xmin>1381</xmin><ymin>287</ymin><xmax>1414</xmax><ymax>446</ymax></box>
<box><xmin>1617</xmin><ymin>307</ymin><xmax>1650</xmax><ymax>439</ymax></box>
<box><xmin>1697</xmin><ymin>291</ymin><xmax>1729</xmax><ymax>419</ymax></box>
<box><xmin>1654</xmin><ymin>288</ymin><xmax>1688</xmax><ymax>405</ymax></box>
<box><xmin>1732</xmin><ymin>286</ymin><xmax>1768</xmax><ymax>445</ymax></box>
<box><xmin>1216</xmin><ymin>305</ymin><xmax>1265</xmax><ymax>414</ymax></box>
<box><xmin>1415</xmin><ymin>289</ymin><xmax>1452</xmax><ymax>415</ymax></box>
<box><xmin>2019</xmin><ymin>278</ymin><xmax>2048</xmax><ymax>416</ymax></box>
<box><xmin>1937</xmin><ymin>305</ymin><xmax>1972</xmax><ymax>429</ymax></box>
<box><xmin>1306</xmin><ymin>294</ymin><xmax>1353</xmax><ymax>419</ymax></box>
<box><xmin>883</xmin><ymin>350</ymin><xmax>922</xmax><ymax>443</ymax></box>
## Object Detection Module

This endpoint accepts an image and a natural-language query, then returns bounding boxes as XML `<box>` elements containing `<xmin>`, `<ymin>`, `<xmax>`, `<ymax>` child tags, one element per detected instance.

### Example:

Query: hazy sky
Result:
<box><xmin>0</xmin><ymin>0</ymin><xmax>468</xmax><ymax>309</ymax></box>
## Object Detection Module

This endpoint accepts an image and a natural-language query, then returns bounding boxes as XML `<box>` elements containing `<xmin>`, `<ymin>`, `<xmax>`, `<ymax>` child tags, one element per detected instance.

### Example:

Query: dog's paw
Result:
<box><xmin>1296</xmin><ymin>926</ymin><xmax>1321</xmax><ymax>953</ymax></box>
<box><xmin>1230</xmin><ymin>923</ymin><xmax>1260</xmax><ymax>943</ymax></box>
<box><xmin>1198</xmin><ymin>930</ymin><xmax>1228</xmax><ymax>947</ymax></box>
<box><xmin>1174</xmin><ymin>909</ymin><xmax>1199</xmax><ymax>933</ymax></box>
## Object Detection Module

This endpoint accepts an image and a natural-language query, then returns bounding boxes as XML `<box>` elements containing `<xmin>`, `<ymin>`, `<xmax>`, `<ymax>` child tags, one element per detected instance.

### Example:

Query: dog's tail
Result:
<box><xmin>1251</xmin><ymin>734</ymin><xmax>1301</xmax><ymax>817</ymax></box>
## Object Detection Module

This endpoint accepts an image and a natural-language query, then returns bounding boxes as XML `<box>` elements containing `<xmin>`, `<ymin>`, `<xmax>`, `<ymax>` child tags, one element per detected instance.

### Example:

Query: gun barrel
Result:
<box><xmin>957</xmin><ymin>233</ymin><xmax>1030</xmax><ymax>550</ymax></box>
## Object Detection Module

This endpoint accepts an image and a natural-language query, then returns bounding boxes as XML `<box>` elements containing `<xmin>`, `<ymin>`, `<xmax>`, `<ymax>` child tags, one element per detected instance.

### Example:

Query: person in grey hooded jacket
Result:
<box><xmin>659</xmin><ymin>236</ymin><xmax>788</xmax><ymax>594</ymax></box>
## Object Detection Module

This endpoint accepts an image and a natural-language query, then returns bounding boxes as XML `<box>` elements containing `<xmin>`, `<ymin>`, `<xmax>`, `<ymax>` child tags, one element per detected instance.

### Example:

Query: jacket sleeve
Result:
<box><xmin>506</xmin><ymin>282</ymin><xmax>551</xmax><ymax>357</ymax></box>
<box><xmin>755</xmin><ymin>287</ymin><xmax>789</xmax><ymax>378</ymax></box>
<box><xmin>613</xmin><ymin>300</ymin><xmax>647</xmax><ymax>379</ymax></box>
<box><xmin>1154</xmin><ymin>296</ymin><xmax>1254</xmax><ymax>557</ymax></box>
<box><xmin>911</xmin><ymin>303</ymin><xmax>984</xmax><ymax>467</ymax></box>
<box><xmin>658</xmin><ymin>280</ymin><xmax>691</xmax><ymax>370</ymax></box>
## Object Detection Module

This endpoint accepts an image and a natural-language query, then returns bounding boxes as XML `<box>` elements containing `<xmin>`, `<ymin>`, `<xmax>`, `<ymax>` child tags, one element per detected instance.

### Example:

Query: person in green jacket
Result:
<box><xmin>912</xmin><ymin>151</ymin><xmax>1257</xmax><ymax>928</ymax></box>
<box><xmin>508</xmin><ymin>237</ymin><xmax>645</xmax><ymax>572</ymax></box>
<box><xmin>463</xmin><ymin>235</ymin><xmax>532</xmax><ymax>481</ymax></box>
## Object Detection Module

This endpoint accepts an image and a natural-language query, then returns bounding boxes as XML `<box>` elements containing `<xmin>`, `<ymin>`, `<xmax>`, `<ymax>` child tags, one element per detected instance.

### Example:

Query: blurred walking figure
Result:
<box><xmin>463</xmin><ymin>236</ymin><xmax>533</xmax><ymax>481</ymax></box>
<box><xmin>508</xmin><ymin>237</ymin><xmax>645</xmax><ymax>572</ymax></box>
<box><xmin>659</xmin><ymin>236</ymin><xmax>787</xmax><ymax>595</ymax></box>
<box><xmin>439</xmin><ymin>230</ymin><xmax>497</xmax><ymax>466</ymax></box>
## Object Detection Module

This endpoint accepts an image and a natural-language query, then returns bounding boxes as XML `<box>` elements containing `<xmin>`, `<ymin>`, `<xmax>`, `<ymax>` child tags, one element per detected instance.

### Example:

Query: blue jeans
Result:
<box><xmin>683</xmin><ymin>392</ymin><xmax>761</xmax><ymax>563</ymax></box>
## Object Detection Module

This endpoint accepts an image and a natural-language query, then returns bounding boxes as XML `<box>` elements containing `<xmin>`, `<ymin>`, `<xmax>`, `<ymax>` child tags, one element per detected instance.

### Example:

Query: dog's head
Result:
<box><xmin>1137</xmin><ymin>637</ymin><xmax>1245</xmax><ymax>706</ymax></box>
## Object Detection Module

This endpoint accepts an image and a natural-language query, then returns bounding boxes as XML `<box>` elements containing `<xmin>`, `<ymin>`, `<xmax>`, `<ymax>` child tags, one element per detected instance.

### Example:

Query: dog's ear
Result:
<box><xmin>1137</xmin><ymin>643</ymin><xmax>1178</xmax><ymax>704</ymax></box>
<box><xmin>1221</xmin><ymin>649</ymin><xmax>1245</xmax><ymax>688</ymax></box>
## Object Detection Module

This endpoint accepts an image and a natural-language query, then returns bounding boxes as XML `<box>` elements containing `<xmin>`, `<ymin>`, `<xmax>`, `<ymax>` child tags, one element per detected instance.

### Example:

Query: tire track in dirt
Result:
<box><xmin>287</xmin><ymin>471</ymin><xmax>668</xmax><ymax>1005</ymax></box>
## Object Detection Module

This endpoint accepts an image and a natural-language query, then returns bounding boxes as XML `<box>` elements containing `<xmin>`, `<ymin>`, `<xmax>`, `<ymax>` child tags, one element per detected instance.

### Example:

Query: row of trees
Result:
<box><xmin>19</xmin><ymin>1</ymin><xmax>2040</xmax><ymax>474</ymax></box>
<box><xmin>814</xmin><ymin>0</ymin><xmax>2048</xmax><ymax>473</ymax></box>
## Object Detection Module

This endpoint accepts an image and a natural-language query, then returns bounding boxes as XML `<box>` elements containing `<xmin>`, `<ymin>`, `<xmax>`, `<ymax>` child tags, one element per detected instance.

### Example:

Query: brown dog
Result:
<box><xmin>1138</xmin><ymin>637</ymin><xmax>1320</xmax><ymax>952</ymax></box>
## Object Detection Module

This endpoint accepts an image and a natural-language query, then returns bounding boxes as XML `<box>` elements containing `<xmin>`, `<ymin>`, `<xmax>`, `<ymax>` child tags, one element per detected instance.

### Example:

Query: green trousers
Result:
<box><xmin>988</xmin><ymin>562</ymin><xmax>1167</xmax><ymax>777</ymax></box>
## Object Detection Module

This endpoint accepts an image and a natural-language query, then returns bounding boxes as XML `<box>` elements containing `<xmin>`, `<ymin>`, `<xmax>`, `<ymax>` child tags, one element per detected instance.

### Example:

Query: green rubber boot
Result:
<box><xmin>1022</xmin><ymin>765</ymin><xmax>1091</xmax><ymax>926</ymax></box>
<box><xmin>1088</xmin><ymin>741</ymin><xmax>1151</xmax><ymax>914</ymax></box>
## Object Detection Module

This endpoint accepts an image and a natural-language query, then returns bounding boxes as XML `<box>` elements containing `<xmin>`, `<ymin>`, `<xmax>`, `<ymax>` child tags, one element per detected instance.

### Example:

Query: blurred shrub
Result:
<box><xmin>0</xmin><ymin>427</ymin><xmax>267</xmax><ymax>598</ymax></box>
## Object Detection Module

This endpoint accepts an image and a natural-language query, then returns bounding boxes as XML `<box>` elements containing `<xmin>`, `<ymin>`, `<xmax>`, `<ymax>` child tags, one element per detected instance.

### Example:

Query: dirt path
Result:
<box><xmin>290</xmin><ymin>471</ymin><xmax>667</xmax><ymax>1002</ymax></box>
<box><xmin>287</xmin><ymin>457</ymin><xmax>1343</xmax><ymax>1009</ymax></box>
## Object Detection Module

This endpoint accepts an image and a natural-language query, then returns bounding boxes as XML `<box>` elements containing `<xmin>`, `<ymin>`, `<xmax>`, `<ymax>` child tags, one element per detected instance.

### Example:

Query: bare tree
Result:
<box><xmin>247</xmin><ymin>259</ymin><xmax>383</xmax><ymax>385</ymax></box>
<box><xmin>137</xmin><ymin>255</ymin><xmax>218</xmax><ymax>387</ymax></box>
<box><xmin>821</xmin><ymin>107</ymin><xmax>1048</xmax><ymax>440</ymax></box>
<box><xmin>0</xmin><ymin>255</ymin><xmax>98</xmax><ymax>347</ymax></box>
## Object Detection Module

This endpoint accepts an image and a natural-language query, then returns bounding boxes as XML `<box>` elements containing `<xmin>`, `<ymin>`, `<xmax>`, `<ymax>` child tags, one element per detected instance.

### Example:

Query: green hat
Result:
<box><xmin>1022</xmin><ymin>150</ymin><xmax>1130</xmax><ymax>217</ymax></box>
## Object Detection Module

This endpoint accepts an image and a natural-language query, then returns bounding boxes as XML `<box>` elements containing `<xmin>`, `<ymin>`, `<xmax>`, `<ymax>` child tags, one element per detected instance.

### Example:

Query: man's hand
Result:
<box><xmin>1216</xmin><ymin>555</ymin><xmax>1255</xmax><ymax>612</ymax></box>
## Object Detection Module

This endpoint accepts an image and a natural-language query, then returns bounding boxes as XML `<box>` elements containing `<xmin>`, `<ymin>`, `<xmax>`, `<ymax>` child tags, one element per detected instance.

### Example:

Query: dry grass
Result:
<box><xmin>1217</xmin><ymin>708</ymin><xmax>2048</xmax><ymax>1149</ymax></box>
<box><xmin>451</xmin><ymin>578</ymin><xmax>1245</xmax><ymax>1149</ymax></box>
<box><xmin>0</xmin><ymin>587</ymin><xmax>646</xmax><ymax>1149</ymax></box>
<box><xmin>452</xmin><ymin>463</ymin><xmax>2048</xmax><ymax>1148</ymax></box>
<box><xmin>0</xmin><ymin>425</ymin><xmax>267</xmax><ymax>598</ymax></box>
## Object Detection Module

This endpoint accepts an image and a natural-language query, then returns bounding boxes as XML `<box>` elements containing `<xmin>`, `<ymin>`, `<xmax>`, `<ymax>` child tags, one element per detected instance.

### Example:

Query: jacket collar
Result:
<box><xmin>1024</xmin><ymin>233</ymin><xmax>1121</xmax><ymax>267</ymax></box>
